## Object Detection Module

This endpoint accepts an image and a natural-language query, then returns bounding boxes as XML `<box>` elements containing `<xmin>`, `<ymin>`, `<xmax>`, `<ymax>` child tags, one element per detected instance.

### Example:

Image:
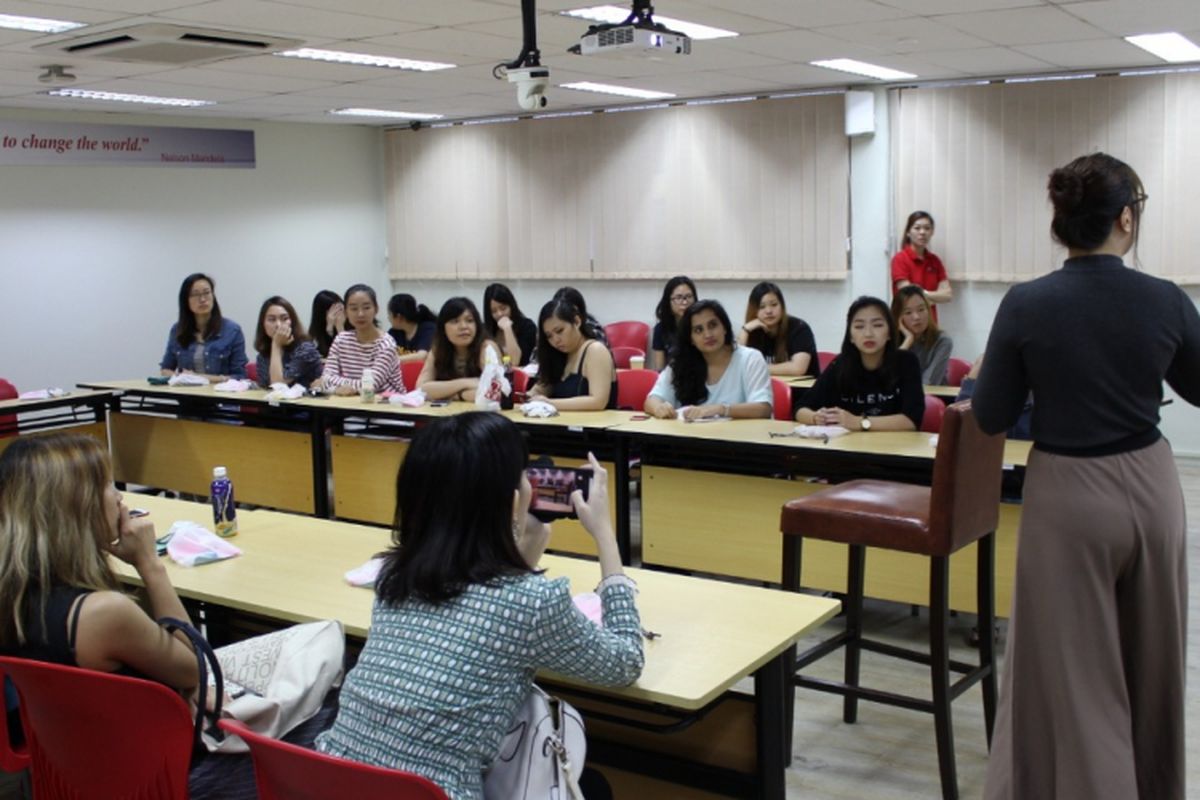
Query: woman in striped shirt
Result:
<box><xmin>317</xmin><ymin>284</ymin><xmax>403</xmax><ymax>396</ymax></box>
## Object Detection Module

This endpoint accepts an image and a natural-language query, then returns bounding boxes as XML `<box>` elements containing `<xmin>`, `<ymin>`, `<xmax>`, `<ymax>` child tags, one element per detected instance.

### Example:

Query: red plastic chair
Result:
<box><xmin>245</xmin><ymin>361</ymin><xmax>259</xmax><ymax>384</ymax></box>
<box><xmin>610</xmin><ymin>346</ymin><xmax>645</xmax><ymax>369</ymax></box>
<box><xmin>511</xmin><ymin>369</ymin><xmax>531</xmax><ymax>402</ymax></box>
<box><xmin>219</xmin><ymin>719</ymin><xmax>449</xmax><ymax>800</ymax></box>
<box><xmin>921</xmin><ymin>394</ymin><xmax>945</xmax><ymax>433</ymax></box>
<box><xmin>771</xmin><ymin>378</ymin><xmax>792</xmax><ymax>422</ymax></box>
<box><xmin>0</xmin><ymin>656</ymin><xmax>194</xmax><ymax>799</ymax></box>
<box><xmin>946</xmin><ymin>358</ymin><xmax>972</xmax><ymax>387</ymax></box>
<box><xmin>0</xmin><ymin>670</ymin><xmax>29</xmax><ymax>773</ymax></box>
<box><xmin>616</xmin><ymin>369</ymin><xmax>658</xmax><ymax>411</ymax></box>
<box><xmin>401</xmin><ymin>360</ymin><xmax>424</xmax><ymax>393</ymax></box>
<box><xmin>817</xmin><ymin>352</ymin><xmax>837</xmax><ymax>372</ymax></box>
<box><xmin>0</xmin><ymin>379</ymin><xmax>17</xmax><ymax>438</ymax></box>
<box><xmin>604</xmin><ymin>321</ymin><xmax>650</xmax><ymax>352</ymax></box>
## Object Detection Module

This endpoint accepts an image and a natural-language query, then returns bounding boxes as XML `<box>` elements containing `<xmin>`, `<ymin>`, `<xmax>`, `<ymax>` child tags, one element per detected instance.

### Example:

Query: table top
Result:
<box><xmin>79</xmin><ymin>378</ymin><xmax>278</xmax><ymax>404</ymax></box>
<box><xmin>0</xmin><ymin>389</ymin><xmax>111</xmax><ymax>413</ymax></box>
<box><xmin>611</xmin><ymin>416</ymin><xmax>1031</xmax><ymax>467</ymax></box>
<box><xmin>114</xmin><ymin>495</ymin><xmax>839</xmax><ymax>710</ymax></box>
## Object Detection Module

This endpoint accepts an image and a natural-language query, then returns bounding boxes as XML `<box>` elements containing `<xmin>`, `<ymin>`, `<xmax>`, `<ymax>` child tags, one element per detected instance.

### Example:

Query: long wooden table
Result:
<box><xmin>115</xmin><ymin>495</ymin><xmax>839</xmax><ymax>799</ymax></box>
<box><xmin>0</xmin><ymin>389</ymin><xmax>111</xmax><ymax>453</ymax></box>
<box><xmin>614</xmin><ymin>417</ymin><xmax>1029</xmax><ymax>615</ymax></box>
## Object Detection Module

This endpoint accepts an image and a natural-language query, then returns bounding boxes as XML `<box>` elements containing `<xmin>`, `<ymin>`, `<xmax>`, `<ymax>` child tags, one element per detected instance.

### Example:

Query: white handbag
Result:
<box><xmin>188</xmin><ymin>620</ymin><xmax>345</xmax><ymax>754</ymax></box>
<box><xmin>483</xmin><ymin>685</ymin><xmax>586</xmax><ymax>800</ymax></box>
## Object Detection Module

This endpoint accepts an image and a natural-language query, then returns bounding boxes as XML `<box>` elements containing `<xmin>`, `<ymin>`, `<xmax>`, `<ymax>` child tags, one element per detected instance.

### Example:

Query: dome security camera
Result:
<box><xmin>507</xmin><ymin>66</ymin><xmax>550</xmax><ymax>111</ymax></box>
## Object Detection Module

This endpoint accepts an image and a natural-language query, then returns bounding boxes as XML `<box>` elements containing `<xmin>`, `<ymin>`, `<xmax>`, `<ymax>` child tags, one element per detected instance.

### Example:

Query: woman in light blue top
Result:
<box><xmin>158</xmin><ymin>273</ymin><xmax>247</xmax><ymax>381</ymax></box>
<box><xmin>317</xmin><ymin>412</ymin><xmax>641</xmax><ymax>800</ymax></box>
<box><xmin>645</xmin><ymin>299</ymin><xmax>773</xmax><ymax>420</ymax></box>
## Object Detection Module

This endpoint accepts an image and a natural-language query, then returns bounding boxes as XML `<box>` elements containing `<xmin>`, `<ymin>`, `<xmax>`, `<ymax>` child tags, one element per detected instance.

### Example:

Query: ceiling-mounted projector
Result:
<box><xmin>570</xmin><ymin>24</ymin><xmax>691</xmax><ymax>57</ymax></box>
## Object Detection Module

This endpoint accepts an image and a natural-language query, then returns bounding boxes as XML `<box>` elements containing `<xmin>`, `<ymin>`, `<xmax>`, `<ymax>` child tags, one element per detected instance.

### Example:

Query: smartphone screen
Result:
<box><xmin>527</xmin><ymin>465</ymin><xmax>592</xmax><ymax>522</ymax></box>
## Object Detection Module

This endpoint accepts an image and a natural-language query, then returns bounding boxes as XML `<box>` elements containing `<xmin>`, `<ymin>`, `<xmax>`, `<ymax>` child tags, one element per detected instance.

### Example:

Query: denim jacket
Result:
<box><xmin>160</xmin><ymin>319</ymin><xmax>248</xmax><ymax>378</ymax></box>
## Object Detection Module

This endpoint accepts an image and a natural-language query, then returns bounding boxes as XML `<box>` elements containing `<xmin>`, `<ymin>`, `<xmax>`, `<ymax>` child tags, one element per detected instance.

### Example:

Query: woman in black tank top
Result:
<box><xmin>530</xmin><ymin>297</ymin><xmax>617</xmax><ymax>411</ymax></box>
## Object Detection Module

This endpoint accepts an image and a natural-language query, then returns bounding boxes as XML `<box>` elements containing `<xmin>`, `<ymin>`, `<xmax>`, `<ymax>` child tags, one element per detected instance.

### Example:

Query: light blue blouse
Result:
<box><xmin>649</xmin><ymin>345</ymin><xmax>773</xmax><ymax>410</ymax></box>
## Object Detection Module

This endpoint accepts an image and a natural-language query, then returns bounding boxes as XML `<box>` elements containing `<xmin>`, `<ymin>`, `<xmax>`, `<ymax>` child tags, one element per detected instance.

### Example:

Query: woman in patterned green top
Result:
<box><xmin>317</xmin><ymin>412</ymin><xmax>643</xmax><ymax>799</ymax></box>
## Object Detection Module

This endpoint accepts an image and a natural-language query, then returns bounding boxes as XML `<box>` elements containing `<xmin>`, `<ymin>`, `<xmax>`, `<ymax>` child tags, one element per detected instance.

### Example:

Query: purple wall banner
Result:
<box><xmin>0</xmin><ymin>121</ymin><xmax>255</xmax><ymax>168</ymax></box>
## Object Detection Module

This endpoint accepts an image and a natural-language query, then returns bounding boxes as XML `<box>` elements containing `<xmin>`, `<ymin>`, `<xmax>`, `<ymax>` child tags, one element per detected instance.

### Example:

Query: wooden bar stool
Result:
<box><xmin>779</xmin><ymin>401</ymin><xmax>1004</xmax><ymax>800</ymax></box>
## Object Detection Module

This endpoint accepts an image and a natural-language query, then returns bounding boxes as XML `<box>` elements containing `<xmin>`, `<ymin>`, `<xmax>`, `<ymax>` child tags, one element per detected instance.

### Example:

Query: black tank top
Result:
<box><xmin>548</xmin><ymin>340</ymin><xmax>618</xmax><ymax>409</ymax></box>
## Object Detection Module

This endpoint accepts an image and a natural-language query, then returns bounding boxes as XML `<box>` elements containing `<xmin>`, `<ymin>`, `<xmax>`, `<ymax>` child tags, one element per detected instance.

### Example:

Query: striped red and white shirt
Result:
<box><xmin>322</xmin><ymin>331</ymin><xmax>404</xmax><ymax>392</ymax></box>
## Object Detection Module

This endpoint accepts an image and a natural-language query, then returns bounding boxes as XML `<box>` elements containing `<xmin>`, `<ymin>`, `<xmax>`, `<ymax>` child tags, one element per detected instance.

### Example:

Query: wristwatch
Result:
<box><xmin>860</xmin><ymin>416</ymin><xmax>872</xmax><ymax>431</ymax></box>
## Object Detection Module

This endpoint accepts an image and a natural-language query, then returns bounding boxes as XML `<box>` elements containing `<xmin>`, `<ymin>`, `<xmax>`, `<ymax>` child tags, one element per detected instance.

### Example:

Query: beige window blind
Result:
<box><xmin>893</xmin><ymin>72</ymin><xmax>1200</xmax><ymax>284</ymax></box>
<box><xmin>385</xmin><ymin>94</ymin><xmax>849</xmax><ymax>281</ymax></box>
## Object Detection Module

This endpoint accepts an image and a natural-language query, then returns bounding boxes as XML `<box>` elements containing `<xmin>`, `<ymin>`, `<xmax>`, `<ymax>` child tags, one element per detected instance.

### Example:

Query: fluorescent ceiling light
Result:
<box><xmin>276</xmin><ymin>48</ymin><xmax>455</xmax><ymax>72</ymax></box>
<box><xmin>561</xmin><ymin>81</ymin><xmax>675</xmax><ymax>100</ymax></box>
<box><xmin>1124</xmin><ymin>32</ymin><xmax>1200</xmax><ymax>63</ymax></box>
<box><xmin>1004</xmin><ymin>73</ymin><xmax>1095</xmax><ymax>84</ymax></box>
<box><xmin>0</xmin><ymin>13</ymin><xmax>85</xmax><ymax>33</ymax></box>
<box><xmin>811</xmin><ymin>59</ymin><xmax>916</xmax><ymax>81</ymax></box>
<box><xmin>561</xmin><ymin>6</ymin><xmax>737</xmax><ymax>40</ymax></box>
<box><xmin>330</xmin><ymin>108</ymin><xmax>443</xmax><ymax>120</ymax></box>
<box><xmin>45</xmin><ymin>89</ymin><xmax>213</xmax><ymax>107</ymax></box>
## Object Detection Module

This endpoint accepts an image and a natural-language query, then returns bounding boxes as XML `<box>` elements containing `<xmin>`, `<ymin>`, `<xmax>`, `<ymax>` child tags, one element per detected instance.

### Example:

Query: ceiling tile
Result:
<box><xmin>918</xmin><ymin>45</ymin><xmax>1054</xmax><ymax>73</ymax></box>
<box><xmin>153</xmin><ymin>0</ymin><xmax>401</xmax><ymax>40</ymax></box>
<box><xmin>692</xmin><ymin>0</ymin><xmax>910</xmax><ymax>28</ymax></box>
<box><xmin>817</xmin><ymin>17</ymin><xmax>994</xmax><ymax>54</ymax></box>
<box><xmin>1013</xmin><ymin>38</ymin><xmax>1166</xmax><ymax>68</ymax></box>
<box><xmin>936</xmin><ymin>5</ymin><xmax>1109</xmax><ymax>45</ymax></box>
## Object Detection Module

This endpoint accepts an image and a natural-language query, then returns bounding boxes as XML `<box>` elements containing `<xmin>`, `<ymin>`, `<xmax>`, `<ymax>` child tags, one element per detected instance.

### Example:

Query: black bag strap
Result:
<box><xmin>158</xmin><ymin>617</ymin><xmax>224</xmax><ymax>750</ymax></box>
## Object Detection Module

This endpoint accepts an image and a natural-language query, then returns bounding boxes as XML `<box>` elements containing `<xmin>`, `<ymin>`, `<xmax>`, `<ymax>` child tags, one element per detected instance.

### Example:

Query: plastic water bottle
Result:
<box><xmin>361</xmin><ymin>367</ymin><xmax>376</xmax><ymax>403</ymax></box>
<box><xmin>211</xmin><ymin>466</ymin><xmax>238</xmax><ymax>538</ymax></box>
<box><xmin>500</xmin><ymin>355</ymin><xmax>514</xmax><ymax>410</ymax></box>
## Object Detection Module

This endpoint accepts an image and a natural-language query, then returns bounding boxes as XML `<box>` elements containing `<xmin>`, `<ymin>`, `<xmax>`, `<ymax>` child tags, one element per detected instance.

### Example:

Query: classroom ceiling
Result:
<box><xmin>0</xmin><ymin>0</ymin><xmax>1196</xmax><ymax>125</ymax></box>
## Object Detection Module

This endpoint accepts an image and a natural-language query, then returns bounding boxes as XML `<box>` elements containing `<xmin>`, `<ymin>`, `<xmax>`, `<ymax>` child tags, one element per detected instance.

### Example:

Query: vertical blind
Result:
<box><xmin>385</xmin><ymin>94</ymin><xmax>849</xmax><ymax>281</ymax></box>
<box><xmin>893</xmin><ymin>72</ymin><xmax>1200</xmax><ymax>284</ymax></box>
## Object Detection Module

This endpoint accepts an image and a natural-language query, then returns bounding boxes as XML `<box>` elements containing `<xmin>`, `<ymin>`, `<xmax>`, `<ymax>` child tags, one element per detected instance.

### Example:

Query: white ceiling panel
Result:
<box><xmin>0</xmin><ymin>0</ymin><xmax>1190</xmax><ymax>124</ymax></box>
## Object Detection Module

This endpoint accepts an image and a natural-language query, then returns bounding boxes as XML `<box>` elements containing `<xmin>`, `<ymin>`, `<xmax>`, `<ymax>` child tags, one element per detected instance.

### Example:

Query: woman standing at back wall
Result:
<box><xmin>891</xmin><ymin>211</ymin><xmax>952</xmax><ymax>320</ymax></box>
<box><xmin>977</xmin><ymin>153</ymin><xmax>1200</xmax><ymax>800</ymax></box>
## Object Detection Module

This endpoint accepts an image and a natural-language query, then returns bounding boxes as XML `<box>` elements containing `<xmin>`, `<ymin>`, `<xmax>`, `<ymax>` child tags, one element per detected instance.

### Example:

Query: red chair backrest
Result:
<box><xmin>928</xmin><ymin>402</ymin><xmax>1005</xmax><ymax>555</ymax></box>
<box><xmin>0</xmin><ymin>656</ymin><xmax>194</xmax><ymax>799</ymax></box>
<box><xmin>817</xmin><ymin>351</ymin><xmax>837</xmax><ymax>372</ymax></box>
<box><xmin>512</xmin><ymin>369</ymin><xmax>530</xmax><ymax>399</ymax></box>
<box><xmin>770</xmin><ymin>378</ymin><xmax>792</xmax><ymax>421</ymax></box>
<box><xmin>0</xmin><ymin>669</ymin><xmax>30</xmax><ymax>773</ymax></box>
<box><xmin>946</xmin><ymin>358</ymin><xmax>971</xmax><ymax>387</ymax></box>
<box><xmin>245</xmin><ymin>361</ymin><xmax>259</xmax><ymax>383</ymax></box>
<box><xmin>219</xmin><ymin>719</ymin><xmax>449</xmax><ymax>800</ymax></box>
<box><xmin>0</xmin><ymin>379</ymin><xmax>16</xmax><ymax>438</ymax></box>
<box><xmin>401</xmin><ymin>360</ymin><xmax>424</xmax><ymax>393</ymax></box>
<box><xmin>610</xmin><ymin>346</ymin><xmax>645</xmax><ymax>369</ymax></box>
<box><xmin>604</xmin><ymin>321</ymin><xmax>650</xmax><ymax>351</ymax></box>
<box><xmin>616</xmin><ymin>369</ymin><xmax>658</xmax><ymax>411</ymax></box>
<box><xmin>921</xmin><ymin>394</ymin><xmax>945</xmax><ymax>433</ymax></box>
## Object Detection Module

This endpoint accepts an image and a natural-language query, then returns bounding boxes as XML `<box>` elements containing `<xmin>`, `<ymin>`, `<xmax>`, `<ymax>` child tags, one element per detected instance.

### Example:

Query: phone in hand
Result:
<box><xmin>527</xmin><ymin>463</ymin><xmax>592</xmax><ymax>522</ymax></box>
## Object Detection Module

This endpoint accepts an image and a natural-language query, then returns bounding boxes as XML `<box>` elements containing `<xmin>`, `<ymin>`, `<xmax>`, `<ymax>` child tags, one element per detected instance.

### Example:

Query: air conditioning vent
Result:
<box><xmin>36</xmin><ymin>24</ymin><xmax>302</xmax><ymax>66</ymax></box>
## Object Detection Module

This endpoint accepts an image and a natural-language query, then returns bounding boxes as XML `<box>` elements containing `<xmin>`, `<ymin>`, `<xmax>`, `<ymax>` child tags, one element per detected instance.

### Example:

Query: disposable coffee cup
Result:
<box><xmin>630</xmin><ymin>356</ymin><xmax>645</xmax><ymax>370</ymax></box>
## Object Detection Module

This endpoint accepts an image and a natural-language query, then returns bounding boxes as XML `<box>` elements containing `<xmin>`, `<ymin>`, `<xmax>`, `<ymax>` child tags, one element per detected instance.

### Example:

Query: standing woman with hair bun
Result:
<box><xmin>977</xmin><ymin>153</ymin><xmax>1200</xmax><ymax>800</ymax></box>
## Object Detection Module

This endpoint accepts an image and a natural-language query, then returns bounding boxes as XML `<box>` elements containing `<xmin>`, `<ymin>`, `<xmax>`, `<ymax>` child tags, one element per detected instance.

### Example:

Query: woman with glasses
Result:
<box><xmin>159</xmin><ymin>273</ymin><xmax>247</xmax><ymax>381</ymax></box>
<box><xmin>651</xmin><ymin>276</ymin><xmax>697</xmax><ymax>371</ymax></box>
<box><xmin>977</xmin><ymin>154</ymin><xmax>1200</xmax><ymax>800</ymax></box>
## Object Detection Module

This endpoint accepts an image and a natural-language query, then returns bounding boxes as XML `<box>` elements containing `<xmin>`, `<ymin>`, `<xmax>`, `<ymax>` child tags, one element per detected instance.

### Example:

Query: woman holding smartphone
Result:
<box><xmin>253</xmin><ymin>295</ymin><xmax>323</xmax><ymax>388</ymax></box>
<box><xmin>645</xmin><ymin>300</ymin><xmax>772</xmax><ymax>420</ymax></box>
<box><xmin>318</xmin><ymin>284</ymin><xmax>404</xmax><ymax>396</ymax></box>
<box><xmin>794</xmin><ymin>296</ymin><xmax>923</xmax><ymax>432</ymax></box>
<box><xmin>317</xmin><ymin>412</ymin><xmax>641</xmax><ymax>799</ymax></box>
<box><xmin>416</xmin><ymin>297</ymin><xmax>502</xmax><ymax>402</ymax></box>
<box><xmin>159</xmin><ymin>273</ymin><xmax>247</xmax><ymax>381</ymax></box>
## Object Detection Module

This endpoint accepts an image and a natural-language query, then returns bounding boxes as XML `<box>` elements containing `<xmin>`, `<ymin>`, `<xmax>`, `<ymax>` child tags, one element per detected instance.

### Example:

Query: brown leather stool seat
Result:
<box><xmin>779</xmin><ymin>402</ymin><xmax>1005</xmax><ymax>800</ymax></box>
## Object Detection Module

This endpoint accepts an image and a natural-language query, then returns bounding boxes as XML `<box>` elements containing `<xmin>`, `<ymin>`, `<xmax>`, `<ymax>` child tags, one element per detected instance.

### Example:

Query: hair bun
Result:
<box><xmin>1048</xmin><ymin>168</ymin><xmax>1084</xmax><ymax>212</ymax></box>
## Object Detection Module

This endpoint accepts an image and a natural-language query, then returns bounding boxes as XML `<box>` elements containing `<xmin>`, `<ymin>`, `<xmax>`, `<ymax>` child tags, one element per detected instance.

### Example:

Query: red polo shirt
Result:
<box><xmin>891</xmin><ymin>245</ymin><xmax>947</xmax><ymax>320</ymax></box>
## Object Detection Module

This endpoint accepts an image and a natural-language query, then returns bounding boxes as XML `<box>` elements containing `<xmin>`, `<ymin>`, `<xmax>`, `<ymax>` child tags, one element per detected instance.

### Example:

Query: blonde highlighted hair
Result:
<box><xmin>0</xmin><ymin>433</ymin><xmax>118</xmax><ymax>647</ymax></box>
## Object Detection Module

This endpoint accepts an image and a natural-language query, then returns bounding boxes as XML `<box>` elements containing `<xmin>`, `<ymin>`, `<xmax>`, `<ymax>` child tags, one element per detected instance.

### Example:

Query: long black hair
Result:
<box><xmin>388</xmin><ymin>293</ymin><xmax>435</xmax><ymax>325</ymax></box>
<box><xmin>307</xmin><ymin>289</ymin><xmax>344</xmax><ymax>356</ymax></box>
<box><xmin>669</xmin><ymin>299</ymin><xmax>734</xmax><ymax>406</ymax></box>
<box><xmin>174</xmin><ymin>273</ymin><xmax>224</xmax><ymax>348</ymax></box>
<box><xmin>482</xmin><ymin>283</ymin><xmax>530</xmax><ymax>339</ymax></box>
<box><xmin>375</xmin><ymin>413</ymin><xmax>533</xmax><ymax>605</ymax></box>
<box><xmin>836</xmin><ymin>296</ymin><xmax>901</xmax><ymax>398</ymax></box>
<box><xmin>432</xmin><ymin>297</ymin><xmax>489</xmax><ymax>381</ymax></box>
<box><xmin>552</xmin><ymin>286</ymin><xmax>605</xmax><ymax>342</ymax></box>
<box><xmin>743</xmin><ymin>281</ymin><xmax>792</xmax><ymax>365</ymax></box>
<box><xmin>654</xmin><ymin>276</ymin><xmax>697</xmax><ymax>326</ymax></box>
<box><xmin>535</xmin><ymin>298</ymin><xmax>594</xmax><ymax>390</ymax></box>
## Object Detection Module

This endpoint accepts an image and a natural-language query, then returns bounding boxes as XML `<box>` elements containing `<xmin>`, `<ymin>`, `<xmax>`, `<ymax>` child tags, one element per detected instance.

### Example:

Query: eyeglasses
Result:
<box><xmin>1133</xmin><ymin>193</ymin><xmax>1149</xmax><ymax>207</ymax></box>
<box><xmin>189</xmin><ymin>290</ymin><xmax>213</xmax><ymax>300</ymax></box>
<box><xmin>670</xmin><ymin>293</ymin><xmax>695</xmax><ymax>304</ymax></box>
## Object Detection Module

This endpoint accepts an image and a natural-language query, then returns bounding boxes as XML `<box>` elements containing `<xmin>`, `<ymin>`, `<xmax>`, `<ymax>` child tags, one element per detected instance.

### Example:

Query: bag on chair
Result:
<box><xmin>161</xmin><ymin>618</ymin><xmax>345</xmax><ymax>755</ymax></box>
<box><xmin>483</xmin><ymin>685</ymin><xmax>586</xmax><ymax>800</ymax></box>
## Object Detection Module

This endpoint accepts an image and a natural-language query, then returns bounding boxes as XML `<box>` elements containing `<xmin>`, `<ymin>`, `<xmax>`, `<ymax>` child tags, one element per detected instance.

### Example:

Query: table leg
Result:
<box><xmin>310</xmin><ymin>409</ymin><xmax>330</xmax><ymax>518</ymax></box>
<box><xmin>753</xmin><ymin>651</ymin><xmax>788</xmax><ymax>799</ymax></box>
<box><xmin>613</xmin><ymin>436</ymin><xmax>633</xmax><ymax>565</ymax></box>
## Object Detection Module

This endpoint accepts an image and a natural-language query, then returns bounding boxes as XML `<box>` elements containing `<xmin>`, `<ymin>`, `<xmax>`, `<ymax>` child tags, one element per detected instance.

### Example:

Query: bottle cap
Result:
<box><xmin>213</xmin><ymin>466</ymin><xmax>227</xmax><ymax>478</ymax></box>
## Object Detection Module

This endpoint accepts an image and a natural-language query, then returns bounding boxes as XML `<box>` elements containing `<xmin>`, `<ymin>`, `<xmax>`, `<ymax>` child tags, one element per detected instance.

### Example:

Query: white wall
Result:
<box><xmin>0</xmin><ymin>109</ymin><xmax>387</xmax><ymax>390</ymax></box>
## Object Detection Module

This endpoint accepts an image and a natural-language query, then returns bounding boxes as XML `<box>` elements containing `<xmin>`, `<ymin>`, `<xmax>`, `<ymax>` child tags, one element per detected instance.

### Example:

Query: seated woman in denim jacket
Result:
<box><xmin>159</xmin><ymin>273</ymin><xmax>247</xmax><ymax>381</ymax></box>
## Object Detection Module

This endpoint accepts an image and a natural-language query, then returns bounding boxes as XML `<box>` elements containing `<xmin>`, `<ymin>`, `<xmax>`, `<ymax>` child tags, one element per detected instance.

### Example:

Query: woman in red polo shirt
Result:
<box><xmin>891</xmin><ymin>211</ymin><xmax>952</xmax><ymax>318</ymax></box>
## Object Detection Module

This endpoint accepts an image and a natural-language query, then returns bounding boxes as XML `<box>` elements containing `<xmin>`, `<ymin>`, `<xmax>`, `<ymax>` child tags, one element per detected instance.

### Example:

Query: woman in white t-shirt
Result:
<box><xmin>645</xmin><ymin>300</ymin><xmax>773</xmax><ymax>420</ymax></box>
